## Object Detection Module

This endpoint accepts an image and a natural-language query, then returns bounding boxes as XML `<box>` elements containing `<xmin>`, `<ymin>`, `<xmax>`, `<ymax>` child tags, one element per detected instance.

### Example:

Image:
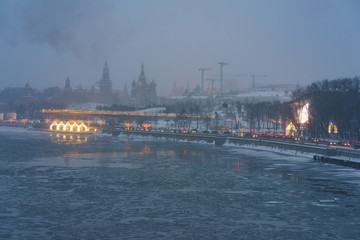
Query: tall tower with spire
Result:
<box><xmin>64</xmin><ymin>77</ymin><xmax>72</xmax><ymax>92</ymax></box>
<box><xmin>62</xmin><ymin>77</ymin><xmax>73</xmax><ymax>101</ymax></box>
<box><xmin>99</xmin><ymin>60</ymin><xmax>112</xmax><ymax>96</ymax></box>
<box><xmin>138</xmin><ymin>64</ymin><xmax>147</xmax><ymax>85</ymax></box>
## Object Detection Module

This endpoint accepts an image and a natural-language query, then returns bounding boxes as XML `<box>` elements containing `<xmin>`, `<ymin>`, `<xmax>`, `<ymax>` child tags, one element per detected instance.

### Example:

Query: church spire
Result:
<box><xmin>99</xmin><ymin>60</ymin><xmax>112</xmax><ymax>96</ymax></box>
<box><xmin>23</xmin><ymin>82</ymin><xmax>32</xmax><ymax>97</ymax></box>
<box><xmin>103</xmin><ymin>60</ymin><xmax>110</xmax><ymax>81</ymax></box>
<box><xmin>64</xmin><ymin>77</ymin><xmax>72</xmax><ymax>91</ymax></box>
<box><xmin>138</xmin><ymin>64</ymin><xmax>147</xmax><ymax>85</ymax></box>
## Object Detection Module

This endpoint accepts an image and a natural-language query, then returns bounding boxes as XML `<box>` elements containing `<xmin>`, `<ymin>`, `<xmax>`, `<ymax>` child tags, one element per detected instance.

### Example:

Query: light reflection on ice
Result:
<box><xmin>2</xmin><ymin>128</ymin><xmax>360</xmax><ymax>239</ymax></box>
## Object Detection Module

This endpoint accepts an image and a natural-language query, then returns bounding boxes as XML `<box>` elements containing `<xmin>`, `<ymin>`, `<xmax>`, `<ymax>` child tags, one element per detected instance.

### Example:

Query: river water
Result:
<box><xmin>1</xmin><ymin>128</ymin><xmax>360</xmax><ymax>239</ymax></box>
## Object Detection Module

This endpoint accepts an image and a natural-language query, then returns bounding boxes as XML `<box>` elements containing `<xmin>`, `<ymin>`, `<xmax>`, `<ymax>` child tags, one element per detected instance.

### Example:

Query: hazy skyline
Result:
<box><xmin>0</xmin><ymin>0</ymin><xmax>359</xmax><ymax>96</ymax></box>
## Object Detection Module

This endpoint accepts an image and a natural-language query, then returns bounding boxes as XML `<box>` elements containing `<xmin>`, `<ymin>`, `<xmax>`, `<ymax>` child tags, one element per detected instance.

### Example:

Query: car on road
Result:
<box><xmin>341</xmin><ymin>140</ymin><xmax>351</xmax><ymax>147</ymax></box>
<box><xmin>294</xmin><ymin>137</ymin><xmax>302</xmax><ymax>141</ymax></box>
<box><xmin>311</xmin><ymin>137</ymin><xmax>320</xmax><ymax>143</ymax></box>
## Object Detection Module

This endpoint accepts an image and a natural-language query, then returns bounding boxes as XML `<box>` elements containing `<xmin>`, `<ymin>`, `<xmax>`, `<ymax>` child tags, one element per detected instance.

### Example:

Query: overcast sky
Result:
<box><xmin>0</xmin><ymin>0</ymin><xmax>359</xmax><ymax>96</ymax></box>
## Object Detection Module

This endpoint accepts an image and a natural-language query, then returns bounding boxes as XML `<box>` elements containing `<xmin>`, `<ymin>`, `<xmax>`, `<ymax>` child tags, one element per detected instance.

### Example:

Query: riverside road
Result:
<box><xmin>107</xmin><ymin>129</ymin><xmax>360</xmax><ymax>160</ymax></box>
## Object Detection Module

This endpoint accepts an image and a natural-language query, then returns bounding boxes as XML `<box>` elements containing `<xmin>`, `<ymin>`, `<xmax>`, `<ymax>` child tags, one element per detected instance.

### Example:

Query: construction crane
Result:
<box><xmin>205</xmin><ymin>77</ymin><xmax>240</xmax><ymax>95</ymax></box>
<box><xmin>224</xmin><ymin>74</ymin><xmax>267</xmax><ymax>88</ymax></box>
<box><xmin>198</xmin><ymin>68</ymin><xmax>210</xmax><ymax>95</ymax></box>
<box><xmin>205</xmin><ymin>72</ymin><xmax>266</xmax><ymax>94</ymax></box>
<box><xmin>218</xmin><ymin>62</ymin><xmax>230</xmax><ymax>94</ymax></box>
<box><xmin>250</xmin><ymin>74</ymin><xmax>267</xmax><ymax>88</ymax></box>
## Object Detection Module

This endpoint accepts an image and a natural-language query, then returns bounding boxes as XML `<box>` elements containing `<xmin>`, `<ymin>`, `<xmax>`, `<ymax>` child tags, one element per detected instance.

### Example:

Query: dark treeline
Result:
<box><xmin>0</xmin><ymin>86</ymin><xmax>62</xmax><ymax>104</ymax></box>
<box><xmin>244</xmin><ymin>77</ymin><xmax>360</xmax><ymax>139</ymax></box>
<box><xmin>240</xmin><ymin>101</ymin><xmax>293</xmax><ymax>131</ymax></box>
<box><xmin>296</xmin><ymin>77</ymin><xmax>360</xmax><ymax>139</ymax></box>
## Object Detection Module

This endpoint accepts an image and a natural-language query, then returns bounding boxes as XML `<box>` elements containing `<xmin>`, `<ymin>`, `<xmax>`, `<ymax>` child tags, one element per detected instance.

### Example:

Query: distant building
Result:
<box><xmin>131</xmin><ymin>64</ymin><xmax>157</xmax><ymax>106</ymax></box>
<box><xmin>229</xmin><ymin>84</ymin><xmax>297</xmax><ymax>103</ymax></box>
<box><xmin>0</xmin><ymin>103</ymin><xmax>11</xmax><ymax>119</ymax></box>
<box><xmin>61</xmin><ymin>77</ymin><xmax>73</xmax><ymax>102</ymax></box>
<box><xmin>6</xmin><ymin>112</ymin><xmax>16</xmax><ymax>120</ymax></box>
<box><xmin>16</xmin><ymin>82</ymin><xmax>37</xmax><ymax>105</ymax></box>
<box><xmin>183</xmin><ymin>85</ymin><xmax>202</xmax><ymax>97</ymax></box>
<box><xmin>99</xmin><ymin>60</ymin><xmax>112</xmax><ymax>97</ymax></box>
<box><xmin>59</xmin><ymin>61</ymin><xmax>121</xmax><ymax>104</ymax></box>
<box><xmin>169</xmin><ymin>81</ymin><xmax>185</xmax><ymax>97</ymax></box>
<box><xmin>64</xmin><ymin>77</ymin><xmax>72</xmax><ymax>93</ymax></box>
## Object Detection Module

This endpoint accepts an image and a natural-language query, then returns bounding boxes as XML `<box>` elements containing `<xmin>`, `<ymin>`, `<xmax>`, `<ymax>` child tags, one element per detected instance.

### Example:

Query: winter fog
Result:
<box><xmin>0</xmin><ymin>0</ymin><xmax>359</xmax><ymax>96</ymax></box>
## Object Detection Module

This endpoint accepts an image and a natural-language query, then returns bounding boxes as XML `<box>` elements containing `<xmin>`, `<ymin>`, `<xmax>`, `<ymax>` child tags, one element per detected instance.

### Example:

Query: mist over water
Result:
<box><xmin>1</xmin><ymin>129</ymin><xmax>360</xmax><ymax>239</ymax></box>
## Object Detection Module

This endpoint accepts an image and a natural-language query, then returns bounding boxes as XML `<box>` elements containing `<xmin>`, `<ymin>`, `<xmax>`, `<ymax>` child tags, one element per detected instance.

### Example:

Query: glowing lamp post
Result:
<box><xmin>86</xmin><ymin>120</ymin><xmax>92</xmax><ymax>126</ymax></box>
<box><xmin>124</xmin><ymin>122</ymin><xmax>133</xmax><ymax>131</ymax></box>
<box><xmin>21</xmin><ymin>119</ymin><xmax>27</xmax><ymax>124</ymax></box>
<box><xmin>44</xmin><ymin>119</ymin><xmax>50</xmax><ymax>124</ymax></box>
<box><xmin>142</xmin><ymin>123</ymin><xmax>151</xmax><ymax>131</ymax></box>
<box><xmin>286</xmin><ymin>122</ymin><xmax>296</xmax><ymax>136</ymax></box>
<box><xmin>328</xmin><ymin>122</ymin><xmax>338</xmax><ymax>134</ymax></box>
<box><xmin>97</xmin><ymin>120</ymin><xmax>104</xmax><ymax>127</ymax></box>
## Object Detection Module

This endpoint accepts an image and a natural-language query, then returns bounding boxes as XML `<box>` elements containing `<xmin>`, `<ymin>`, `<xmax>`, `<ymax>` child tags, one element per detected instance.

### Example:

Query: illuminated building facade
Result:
<box><xmin>6</xmin><ymin>112</ymin><xmax>16</xmax><ymax>120</ymax></box>
<box><xmin>298</xmin><ymin>103</ymin><xmax>309</xmax><ymax>124</ymax></box>
<box><xmin>328</xmin><ymin>121</ymin><xmax>338</xmax><ymax>134</ymax></box>
<box><xmin>286</xmin><ymin>122</ymin><xmax>296</xmax><ymax>136</ymax></box>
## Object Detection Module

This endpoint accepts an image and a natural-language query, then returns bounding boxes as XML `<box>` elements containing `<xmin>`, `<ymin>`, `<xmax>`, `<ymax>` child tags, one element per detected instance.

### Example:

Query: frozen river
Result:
<box><xmin>1</xmin><ymin>128</ymin><xmax>360</xmax><ymax>239</ymax></box>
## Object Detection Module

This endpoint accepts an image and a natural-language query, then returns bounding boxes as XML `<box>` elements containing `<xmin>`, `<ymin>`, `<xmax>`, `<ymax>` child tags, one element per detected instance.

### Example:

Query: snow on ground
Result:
<box><xmin>67</xmin><ymin>103</ymin><xmax>104</xmax><ymax>111</ymax></box>
<box><xmin>66</xmin><ymin>104</ymin><xmax>167</xmax><ymax>114</ymax></box>
<box><xmin>112</xmin><ymin>133</ymin><xmax>360</xmax><ymax>165</ymax></box>
<box><xmin>223</xmin><ymin>141</ymin><xmax>314</xmax><ymax>159</ymax></box>
<box><xmin>333</xmin><ymin>155</ymin><xmax>360</xmax><ymax>163</ymax></box>
<box><xmin>111</xmin><ymin>133</ymin><xmax>313</xmax><ymax>159</ymax></box>
<box><xmin>2</xmin><ymin>124</ymin><xmax>359</xmax><ymax>165</ymax></box>
<box><xmin>170</xmin><ymin>96</ymin><xmax>208</xmax><ymax>100</ymax></box>
<box><xmin>0</xmin><ymin>126</ymin><xmax>32</xmax><ymax>133</ymax></box>
<box><xmin>236</xmin><ymin>90</ymin><xmax>287</xmax><ymax>98</ymax></box>
<box><xmin>135</xmin><ymin>107</ymin><xmax>166</xmax><ymax>113</ymax></box>
<box><xmin>233</xmin><ymin>89</ymin><xmax>292</xmax><ymax>102</ymax></box>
